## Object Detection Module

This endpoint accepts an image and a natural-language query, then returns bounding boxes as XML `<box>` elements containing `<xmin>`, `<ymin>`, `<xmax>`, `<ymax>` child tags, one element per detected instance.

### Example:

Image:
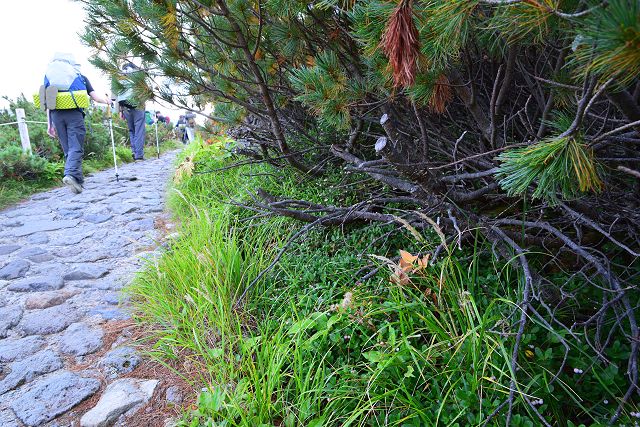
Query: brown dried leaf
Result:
<box><xmin>428</xmin><ymin>74</ymin><xmax>453</xmax><ymax>114</ymax></box>
<box><xmin>400</xmin><ymin>249</ymin><xmax>418</xmax><ymax>264</ymax></box>
<box><xmin>380</xmin><ymin>0</ymin><xmax>420</xmax><ymax>88</ymax></box>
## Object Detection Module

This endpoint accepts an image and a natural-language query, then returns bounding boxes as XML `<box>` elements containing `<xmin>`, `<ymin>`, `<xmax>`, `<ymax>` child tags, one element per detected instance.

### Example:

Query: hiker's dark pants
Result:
<box><xmin>51</xmin><ymin>109</ymin><xmax>85</xmax><ymax>184</ymax></box>
<box><xmin>122</xmin><ymin>108</ymin><xmax>146</xmax><ymax>160</ymax></box>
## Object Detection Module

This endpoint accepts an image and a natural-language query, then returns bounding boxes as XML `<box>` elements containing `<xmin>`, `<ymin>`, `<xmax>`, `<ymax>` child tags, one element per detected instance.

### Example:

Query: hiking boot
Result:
<box><xmin>62</xmin><ymin>175</ymin><xmax>83</xmax><ymax>194</ymax></box>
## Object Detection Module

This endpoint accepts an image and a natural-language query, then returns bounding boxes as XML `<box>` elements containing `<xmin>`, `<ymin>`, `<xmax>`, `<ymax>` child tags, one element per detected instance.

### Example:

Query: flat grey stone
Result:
<box><xmin>17</xmin><ymin>247</ymin><xmax>54</xmax><ymax>263</ymax></box>
<box><xmin>2</xmin><ymin>208</ymin><xmax>28</xmax><ymax>218</ymax></box>
<box><xmin>8</xmin><ymin>275</ymin><xmax>64</xmax><ymax>292</ymax></box>
<box><xmin>0</xmin><ymin>408</ymin><xmax>20</xmax><ymax>427</ymax></box>
<box><xmin>139</xmin><ymin>199</ymin><xmax>161</xmax><ymax>207</ymax></box>
<box><xmin>88</xmin><ymin>307</ymin><xmax>130</xmax><ymax>321</ymax></box>
<box><xmin>19</xmin><ymin>304</ymin><xmax>81</xmax><ymax>336</ymax></box>
<box><xmin>84</xmin><ymin>195</ymin><xmax>107</xmax><ymax>203</ymax></box>
<box><xmin>99</xmin><ymin>347</ymin><xmax>140</xmax><ymax>375</ymax></box>
<box><xmin>59</xmin><ymin>202</ymin><xmax>86</xmax><ymax>211</ymax></box>
<box><xmin>11</xmin><ymin>371</ymin><xmax>100</xmax><ymax>426</ymax></box>
<box><xmin>110</xmin><ymin>204</ymin><xmax>138</xmax><ymax>215</ymax></box>
<box><xmin>0</xmin><ymin>336</ymin><xmax>46</xmax><ymax>362</ymax></box>
<box><xmin>0</xmin><ymin>244</ymin><xmax>20</xmax><ymax>255</ymax></box>
<box><xmin>0</xmin><ymin>350</ymin><xmax>63</xmax><ymax>395</ymax></box>
<box><xmin>57</xmin><ymin>209</ymin><xmax>84</xmax><ymax>219</ymax></box>
<box><xmin>165</xmin><ymin>386</ymin><xmax>183</xmax><ymax>405</ymax></box>
<box><xmin>50</xmin><ymin>231</ymin><xmax>94</xmax><ymax>246</ymax></box>
<box><xmin>12</xmin><ymin>219</ymin><xmax>80</xmax><ymax>237</ymax></box>
<box><xmin>127</xmin><ymin>218</ymin><xmax>155</xmax><ymax>232</ymax></box>
<box><xmin>84</xmin><ymin>213</ymin><xmax>113</xmax><ymax>224</ymax></box>
<box><xmin>63</xmin><ymin>266</ymin><xmax>109</xmax><ymax>281</ymax></box>
<box><xmin>60</xmin><ymin>323</ymin><xmax>104</xmax><ymax>356</ymax></box>
<box><xmin>138</xmin><ymin>191</ymin><xmax>159</xmax><ymax>199</ymax></box>
<box><xmin>30</xmin><ymin>193</ymin><xmax>49</xmax><ymax>201</ymax></box>
<box><xmin>73</xmin><ymin>278</ymin><xmax>123</xmax><ymax>291</ymax></box>
<box><xmin>0</xmin><ymin>260</ymin><xmax>30</xmax><ymax>280</ymax></box>
<box><xmin>0</xmin><ymin>306</ymin><xmax>23</xmax><ymax>338</ymax></box>
<box><xmin>26</xmin><ymin>233</ymin><xmax>49</xmax><ymax>244</ymax></box>
<box><xmin>71</xmin><ymin>250</ymin><xmax>112</xmax><ymax>263</ymax></box>
<box><xmin>102</xmin><ymin>292</ymin><xmax>122</xmax><ymax>305</ymax></box>
<box><xmin>80</xmin><ymin>378</ymin><xmax>158</xmax><ymax>427</ymax></box>
<box><xmin>138</xmin><ymin>205</ymin><xmax>164</xmax><ymax>214</ymax></box>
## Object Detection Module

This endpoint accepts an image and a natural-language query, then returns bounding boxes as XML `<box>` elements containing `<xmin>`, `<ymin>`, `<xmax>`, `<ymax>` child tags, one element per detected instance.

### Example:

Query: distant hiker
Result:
<box><xmin>175</xmin><ymin>115</ymin><xmax>187</xmax><ymax>144</ymax></box>
<box><xmin>39</xmin><ymin>52</ymin><xmax>110</xmax><ymax>194</ymax></box>
<box><xmin>115</xmin><ymin>62</ymin><xmax>146</xmax><ymax>162</ymax></box>
<box><xmin>184</xmin><ymin>111</ymin><xmax>196</xmax><ymax>143</ymax></box>
<box><xmin>155</xmin><ymin>111</ymin><xmax>168</xmax><ymax>124</ymax></box>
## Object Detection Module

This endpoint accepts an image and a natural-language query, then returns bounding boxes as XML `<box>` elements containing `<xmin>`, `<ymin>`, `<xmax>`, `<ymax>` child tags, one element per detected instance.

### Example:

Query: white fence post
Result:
<box><xmin>15</xmin><ymin>108</ymin><xmax>32</xmax><ymax>154</ymax></box>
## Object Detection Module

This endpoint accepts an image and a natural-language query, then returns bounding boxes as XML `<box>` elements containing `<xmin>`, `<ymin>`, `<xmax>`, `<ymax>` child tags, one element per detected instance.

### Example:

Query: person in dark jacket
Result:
<box><xmin>115</xmin><ymin>63</ymin><xmax>146</xmax><ymax>162</ymax></box>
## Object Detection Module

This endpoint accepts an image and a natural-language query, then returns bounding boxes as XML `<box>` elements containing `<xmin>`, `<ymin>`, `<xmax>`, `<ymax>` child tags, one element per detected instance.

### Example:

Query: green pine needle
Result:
<box><xmin>496</xmin><ymin>135</ymin><xmax>603</xmax><ymax>203</ymax></box>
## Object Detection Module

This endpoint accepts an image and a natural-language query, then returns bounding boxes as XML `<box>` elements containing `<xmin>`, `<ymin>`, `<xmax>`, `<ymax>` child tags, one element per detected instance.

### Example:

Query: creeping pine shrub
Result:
<box><xmin>0</xmin><ymin>146</ymin><xmax>52</xmax><ymax>180</ymax></box>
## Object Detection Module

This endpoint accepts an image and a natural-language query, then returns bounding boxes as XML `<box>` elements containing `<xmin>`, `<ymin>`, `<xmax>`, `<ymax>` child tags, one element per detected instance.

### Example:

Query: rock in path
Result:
<box><xmin>64</xmin><ymin>265</ymin><xmax>110</xmax><ymax>281</ymax></box>
<box><xmin>0</xmin><ymin>350</ymin><xmax>63</xmax><ymax>395</ymax></box>
<box><xmin>0</xmin><ymin>260</ymin><xmax>30</xmax><ymax>280</ymax></box>
<box><xmin>11</xmin><ymin>371</ymin><xmax>100</xmax><ymax>426</ymax></box>
<box><xmin>80</xmin><ymin>378</ymin><xmax>158</xmax><ymax>427</ymax></box>
<box><xmin>0</xmin><ymin>306</ymin><xmax>23</xmax><ymax>338</ymax></box>
<box><xmin>0</xmin><ymin>408</ymin><xmax>20</xmax><ymax>427</ymax></box>
<box><xmin>100</xmin><ymin>346</ymin><xmax>141</xmax><ymax>376</ymax></box>
<box><xmin>24</xmin><ymin>289</ymin><xmax>76</xmax><ymax>309</ymax></box>
<box><xmin>0</xmin><ymin>336</ymin><xmax>46</xmax><ymax>363</ymax></box>
<box><xmin>16</xmin><ymin>247</ymin><xmax>55</xmax><ymax>263</ymax></box>
<box><xmin>8</xmin><ymin>275</ymin><xmax>64</xmax><ymax>292</ymax></box>
<box><xmin>19</xmin><ymin>304</ymin><xmax>81</xmax><ymax>336</ymax></box>
<box><xmin>60</xmin><ymin>323</ymin><xmax>104</xmax><ymax>356</ymax></box>
<box><xmin>12</xmin><ymin>219</ymin><xmax>80</xmax><ymax>237</ymax></box>
<box><xmin>0</xmin><ymin>244</ymin><xmax>20</xmax><ymax>256</ymax></box>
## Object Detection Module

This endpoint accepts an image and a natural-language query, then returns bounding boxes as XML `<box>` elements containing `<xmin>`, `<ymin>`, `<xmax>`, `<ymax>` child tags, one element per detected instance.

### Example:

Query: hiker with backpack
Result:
<box><xmin>115</xmin><ymin>63</ymin><xmax>146</xmax><ymax>162</ymax></box>
<box><xmin>39</xmin><ymin>52</ymin><xmax>110</xmax><ymax>194</ymax></box>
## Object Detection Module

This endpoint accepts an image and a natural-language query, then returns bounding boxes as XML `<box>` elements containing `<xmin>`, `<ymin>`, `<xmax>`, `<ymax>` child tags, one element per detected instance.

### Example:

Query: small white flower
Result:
<box><xmin>603</xmin><ymin>400</ymin><xmax>608</xmax><ymax>404</ymax></box>
<box><xmin>573</xmin><ymin>368</ymin><xmax>583</xmax><ymax>374</ymax></box>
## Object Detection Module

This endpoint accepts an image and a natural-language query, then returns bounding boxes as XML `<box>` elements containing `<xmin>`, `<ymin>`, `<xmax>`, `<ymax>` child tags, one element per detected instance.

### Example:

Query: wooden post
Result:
<box><xmin>15</xmin><ymin>108</ymin><xmax>32</xmax><ymax>154</ymax></box>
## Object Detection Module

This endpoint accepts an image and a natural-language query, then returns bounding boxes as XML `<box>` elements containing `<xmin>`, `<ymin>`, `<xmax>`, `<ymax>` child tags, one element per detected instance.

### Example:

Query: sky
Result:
<box><xmin>0</xmin><ymin>0</ymin><xmax>182</xmax><ymax>121</ymax></box>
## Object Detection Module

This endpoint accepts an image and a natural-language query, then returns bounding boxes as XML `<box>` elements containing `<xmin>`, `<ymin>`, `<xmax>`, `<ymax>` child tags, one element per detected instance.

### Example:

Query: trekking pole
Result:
<box><xmin>154</xmin><ymin>120</ymin><xmax>160</xmax><ymax>159</ymax></box>
<box><xmin>108</xmin><ymin>105</ymin><xmax>120</xmax><ymax>182</ymax></box>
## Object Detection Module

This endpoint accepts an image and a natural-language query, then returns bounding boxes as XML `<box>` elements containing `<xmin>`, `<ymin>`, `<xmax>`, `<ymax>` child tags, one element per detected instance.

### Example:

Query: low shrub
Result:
<box><xmin>129</xmin><ymin>140</ymin><xmax>639</xmax><ymax>426</ymax></box>
<box><xmin>0</xmin><ymin>146</ymin><xmax>53</xmax><ymax>180</ymax></box>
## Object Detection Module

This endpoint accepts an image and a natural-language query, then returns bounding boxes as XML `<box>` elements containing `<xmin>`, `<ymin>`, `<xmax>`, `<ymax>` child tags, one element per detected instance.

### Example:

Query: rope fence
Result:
<box><xmin>3</xmin><ymin>108</ymin><xmax>167</xmax><ymax>161</ymax></box>
<box><xmin>2</xmin><ymin>119</ymin><xmax>129</xmax><ymax>130</ymax></box>
<box><xmin>1</xmin><ymin>108</ymin><xmax>134</xmax><ymax>154</ymax></box>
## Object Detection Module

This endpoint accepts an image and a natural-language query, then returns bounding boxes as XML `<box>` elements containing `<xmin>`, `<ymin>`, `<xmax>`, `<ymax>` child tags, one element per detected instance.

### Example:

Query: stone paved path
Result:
<box><xmin>0</xmin><ymin>152</ymin><xmax>178</xmax><ymax>426</ymax></box>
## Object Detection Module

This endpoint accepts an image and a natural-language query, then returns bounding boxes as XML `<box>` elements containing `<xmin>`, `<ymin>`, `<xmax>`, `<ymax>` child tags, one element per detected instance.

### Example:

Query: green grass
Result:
<box><xmin>0</xmin><ymin>179</ymin><xmax>59</xmax><ymax>209</ymax></box>
<box><xmin>125</xmin><ymin>138</ymin><xmax>638</xmax><ymax>426</ymax></box>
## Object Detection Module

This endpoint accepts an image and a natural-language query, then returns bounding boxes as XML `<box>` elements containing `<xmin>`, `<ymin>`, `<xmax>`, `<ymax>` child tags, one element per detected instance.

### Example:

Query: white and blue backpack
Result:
<box><xmin>34</xmin><ymin>53</ymin><xmax>90</xmax><ymax>110</ymax></box>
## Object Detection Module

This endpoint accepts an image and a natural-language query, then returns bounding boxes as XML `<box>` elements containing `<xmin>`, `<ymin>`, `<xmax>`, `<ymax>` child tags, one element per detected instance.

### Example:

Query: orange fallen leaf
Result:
<box><xmin>399</xmin><ymin>249</ymin><xmax>418</xmax><ymax>264</ymax></box>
